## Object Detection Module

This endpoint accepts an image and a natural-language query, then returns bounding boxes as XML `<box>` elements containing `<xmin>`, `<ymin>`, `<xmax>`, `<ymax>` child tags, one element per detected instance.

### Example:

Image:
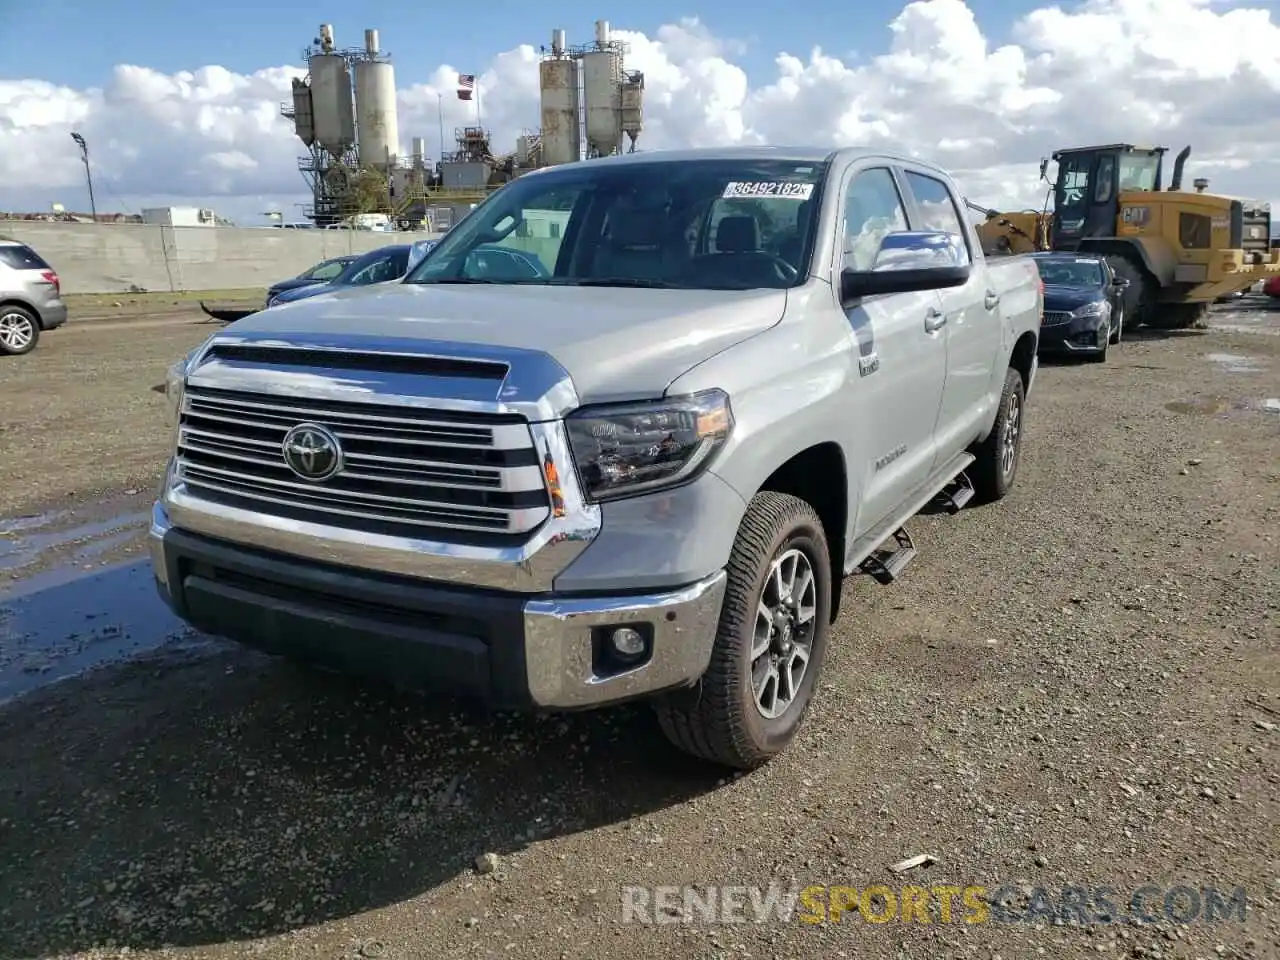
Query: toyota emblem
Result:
<box><xmin>281</xmin><ymin>422</ymin><xmax>343</xmax><ymax>481</ymax></box>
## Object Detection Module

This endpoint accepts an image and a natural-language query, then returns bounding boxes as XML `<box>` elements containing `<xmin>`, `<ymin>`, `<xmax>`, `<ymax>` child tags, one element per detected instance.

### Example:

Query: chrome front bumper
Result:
<box><xmin>149</xmin><ymin>502</ymin><xmax>726</xmax><ymax>710</ymax></box>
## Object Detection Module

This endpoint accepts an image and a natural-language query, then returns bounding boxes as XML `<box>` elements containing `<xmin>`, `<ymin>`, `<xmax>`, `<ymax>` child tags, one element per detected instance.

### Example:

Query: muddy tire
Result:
<box><xmin>1106</xmin><ymin>255</ymin><xmax>1151</xmax><ymax>331</ymax></box>
<box><xmin>1146</xmin><ymin>302</ymin><xmax>1208</xmax><ymax>331</ymax></box>
<box><xmin>654</xmin><ymin>491</ymin><xmax>832</xmax><ymax>771</ymax></box>
<box><xmin>0</xmin><ymin>305</ymin><xmax>39</xmax><ymax>356</ymax></box>
<box><xmin>969</xmin><ymin>366</ymin><xmax>1026</xmax><ymax>504</ymax></box>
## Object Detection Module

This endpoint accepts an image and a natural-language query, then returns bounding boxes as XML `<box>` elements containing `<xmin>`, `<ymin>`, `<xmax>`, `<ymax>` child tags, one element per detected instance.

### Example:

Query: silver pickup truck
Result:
<box><xmin>152</xmin><ymin>147</ymin><xmax>1041</xmax><ymax>770</ymax></box>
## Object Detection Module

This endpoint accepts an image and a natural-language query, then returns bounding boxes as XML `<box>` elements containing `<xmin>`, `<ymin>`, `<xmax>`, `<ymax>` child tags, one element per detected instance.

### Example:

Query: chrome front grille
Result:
<box><xmin>1042</xmin><ymin>310</ymin><xmax>1072</xmax><ymax>326</ymax></box>
<box><xmin>175</xmin><ymin>385</ymin><xmax>552</xmax><ymax>541</ymax></box>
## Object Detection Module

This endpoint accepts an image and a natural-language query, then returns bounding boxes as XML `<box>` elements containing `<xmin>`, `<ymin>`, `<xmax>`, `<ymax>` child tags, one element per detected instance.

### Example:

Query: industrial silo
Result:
<box><xmin>290</xmin><ymin>77</ymin><xmax>315</xmax><ymax>147</ymax></box>
<box><xmin>581</xmin><ymin>20</ymin><xmax>623</xmax><ymax>158</ymax></box>
<box><xmin>308</xmin><ymin>26</ymin><xmax>355</xmax><ymax>158</ymax></box>
<box><xmin>539</xmin><ymin>29</ymin><xmax>581</xmax><ymax>167</ymax></box>
<box><xmin>620</xmin><ymin>73</ymin><xmax>644</xmax><ymax>151</ymax></box>
<box><xmin>354</xmin><ymin>28</ymin><xmax>400</xmax><ymax>169</ymax></box>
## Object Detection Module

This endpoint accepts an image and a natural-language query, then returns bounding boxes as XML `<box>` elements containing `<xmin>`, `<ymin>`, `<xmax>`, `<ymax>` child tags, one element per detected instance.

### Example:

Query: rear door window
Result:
<box><xmin>0</xmin><ymin>244</ymin><xmax>51</xmax><ymax>270</ymax></box>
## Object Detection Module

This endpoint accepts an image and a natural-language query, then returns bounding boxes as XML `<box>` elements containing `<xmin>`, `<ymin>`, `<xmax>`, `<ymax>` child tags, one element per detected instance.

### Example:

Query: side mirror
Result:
<box><xmin>1038</xmin><ymin>157</ymin><xmax>1049</xmax><ymax>182</ymax></box>
<box><xmin>840</xmin><ymin>230</ymin><xmax>972</xmax><ymax>303</ymax></box>
<box><xmin>1112</xmin><ymin>277</ymin><xmax>1131</xmax><ymax>290</ymax></box>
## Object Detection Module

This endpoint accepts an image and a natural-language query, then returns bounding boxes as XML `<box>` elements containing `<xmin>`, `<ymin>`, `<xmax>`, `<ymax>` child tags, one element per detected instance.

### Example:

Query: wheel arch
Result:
<box><xmin>1009</xmin><ymin>331</ymin><xmax>1037</xmax><ymax>393</ymax></box>
<box><xmin>751</xmin><ymin>441</ymin><xmax>849</xmax><ymax>624</ymax></box>
<box><xmin>0</xmin><ymin>298</ymin><xmax>40</xmax><ymax>324</ymax></box>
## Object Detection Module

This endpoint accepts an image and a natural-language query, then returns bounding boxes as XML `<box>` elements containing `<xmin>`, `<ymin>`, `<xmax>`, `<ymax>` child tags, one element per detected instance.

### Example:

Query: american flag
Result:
<box><xmin>457</xmin><ymin>74</ymin><xmax>475</xmax><ymax>101</ymax></box>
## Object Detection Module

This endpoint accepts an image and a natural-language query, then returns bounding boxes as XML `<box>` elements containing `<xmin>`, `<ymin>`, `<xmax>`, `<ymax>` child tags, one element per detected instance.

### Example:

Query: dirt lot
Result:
<box><xmin>0</xmin><ymin>303</ymin><xmax>1277</xmax><ymax>960</ymax></box>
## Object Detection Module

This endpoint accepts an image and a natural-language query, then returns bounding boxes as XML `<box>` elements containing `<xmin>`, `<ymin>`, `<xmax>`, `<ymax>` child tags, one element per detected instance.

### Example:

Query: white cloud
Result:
<box><xmin>3</xmin><ymin>0</ymin><xmax>1280</xmax><ymax>223</ymax></box>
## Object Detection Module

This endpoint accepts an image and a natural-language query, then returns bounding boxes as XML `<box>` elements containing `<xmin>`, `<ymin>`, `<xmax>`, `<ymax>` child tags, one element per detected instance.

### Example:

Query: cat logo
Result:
<box><xmin>1121</xmin><ymin>205</ymin><xmax>1150</xmax><ymax>227</ymax></box>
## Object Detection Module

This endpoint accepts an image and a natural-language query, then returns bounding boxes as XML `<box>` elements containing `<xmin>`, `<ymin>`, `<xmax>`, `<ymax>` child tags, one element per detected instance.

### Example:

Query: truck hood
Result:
<box><xmin>224</xmin><ymin>282</ymin><xmax>788</xmax><ymax>404</ymax></box>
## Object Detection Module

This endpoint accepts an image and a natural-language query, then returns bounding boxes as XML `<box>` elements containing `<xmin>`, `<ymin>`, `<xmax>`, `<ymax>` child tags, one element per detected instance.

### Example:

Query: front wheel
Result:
<box><xmin>0</xmin><ymin>306</ymin><xmax>39</xmax><ymax>356</ymax></box>
<box><xmin>969</xmin><ymin>366</ymin><xmax>1026</xmax><ymax>503</ymax></box>
<box><xmin>654</xmin><ymin>491</ymin><xmax>832</xmax><ymax>771</ymax></box>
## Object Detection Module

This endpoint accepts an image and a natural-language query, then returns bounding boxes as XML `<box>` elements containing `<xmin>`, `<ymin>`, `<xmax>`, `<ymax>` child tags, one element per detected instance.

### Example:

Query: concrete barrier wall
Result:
<box><xmin>0</xmin><ymin>222</ymin><xmax>433</xmax><ymax>294</ymax></box>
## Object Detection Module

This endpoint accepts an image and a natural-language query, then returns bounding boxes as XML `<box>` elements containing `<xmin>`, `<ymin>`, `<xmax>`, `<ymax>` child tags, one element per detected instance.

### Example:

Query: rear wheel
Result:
<box><xmin>969</xmin><ymin>366</ymin><xmax>1026</xmax><ymax>503</ymax></box>
<box><xmin>0</xmin><ymin>306</ymin><xmax>39</xmax><ymax>356</ymax></box>
<box><xmin>655</xmin><ymin>491</ymin><xmax>832</xmax><ymax>771</ymax></box>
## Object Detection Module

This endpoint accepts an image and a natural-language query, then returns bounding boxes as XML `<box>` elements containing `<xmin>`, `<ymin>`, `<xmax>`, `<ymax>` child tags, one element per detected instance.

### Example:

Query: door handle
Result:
<box><xmin>924</xmin><ymin>308</ymin><xmax>947</xmax><ymax>333</ymax></box>
<box><xmin>984</xmin><ymin>290</ymin><xmax>1001</xmax><ymax>311</ymax></box>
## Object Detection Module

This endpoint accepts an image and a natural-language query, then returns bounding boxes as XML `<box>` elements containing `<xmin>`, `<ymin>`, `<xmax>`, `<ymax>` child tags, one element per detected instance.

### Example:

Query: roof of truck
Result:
<box><xmin>524</xmin><ymin>144</ymin><xmax>958</xmax><ymax>175</ymax></box>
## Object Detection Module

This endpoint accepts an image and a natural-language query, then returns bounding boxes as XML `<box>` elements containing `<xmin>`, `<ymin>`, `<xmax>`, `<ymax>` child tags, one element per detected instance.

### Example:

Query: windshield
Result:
<box><xmin>1118</xmin><ymin>153</ymin><xmax>1160</xmax><ymax>191</ymax></box>
<box><xmin>336</xmin><ymin>247</ymin><xmax>410</xmax><ymax>286</ymax></box>
<box><xmin>404</xmin><ymin>158</ymin><xmax>830</xmax><ymax>290</ymax></box>
<box><xmin>1034</xmin><ymin>257</ymin><xmax>1104</xmax><ymax>287</ymax></box>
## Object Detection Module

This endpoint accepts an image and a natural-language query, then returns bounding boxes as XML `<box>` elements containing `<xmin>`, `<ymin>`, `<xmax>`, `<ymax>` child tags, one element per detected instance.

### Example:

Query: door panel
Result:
<box><xmin>899</xmin><ymin>168</ymin><xmax>1001</xmax><ymax>465</ymax></box>
<box><xmin>837</xmin><ymin>166</ymin><xmax>948</xmax><ymax>540</ymax></box>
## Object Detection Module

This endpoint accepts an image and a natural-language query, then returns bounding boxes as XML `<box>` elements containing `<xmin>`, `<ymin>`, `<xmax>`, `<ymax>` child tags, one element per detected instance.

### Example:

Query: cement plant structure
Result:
<box><xmin>280</xmin><ymin>20</ymin><xmax>647</xmax><ymax>228</ymax></box>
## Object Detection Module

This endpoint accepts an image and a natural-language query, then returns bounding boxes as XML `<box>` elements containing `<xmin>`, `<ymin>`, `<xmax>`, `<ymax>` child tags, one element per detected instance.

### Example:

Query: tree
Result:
<box><xmin>347</xmin><ymin>168</ymin><xmax>392</xmax><ymax>215</ymax></box>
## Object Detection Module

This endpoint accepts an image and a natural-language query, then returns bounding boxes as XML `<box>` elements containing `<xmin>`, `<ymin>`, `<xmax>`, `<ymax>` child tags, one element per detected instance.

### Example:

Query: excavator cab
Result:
<box><xmin>1047</xmin><ymin>143</ymin><xmax>1170</xmax><ymax>250</ymax></box>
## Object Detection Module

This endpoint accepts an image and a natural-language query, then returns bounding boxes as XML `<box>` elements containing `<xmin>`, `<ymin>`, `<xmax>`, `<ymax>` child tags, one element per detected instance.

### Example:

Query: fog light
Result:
<box><xmin>610</xmin><ymin>627</ymin><xmax>646</xmax><ymax>657</ymax></box>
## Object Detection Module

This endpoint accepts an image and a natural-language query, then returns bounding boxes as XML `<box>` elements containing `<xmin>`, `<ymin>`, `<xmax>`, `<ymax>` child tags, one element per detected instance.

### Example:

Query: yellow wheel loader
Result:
<box><xmin>974</xmin><ymin>144</ymin><xmax>1280</xmax><ymax>330</ymax></box>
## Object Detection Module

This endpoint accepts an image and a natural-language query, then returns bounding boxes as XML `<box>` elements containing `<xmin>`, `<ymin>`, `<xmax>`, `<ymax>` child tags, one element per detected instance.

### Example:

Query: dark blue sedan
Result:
<box><xmin>264</xmin><ymin>254</ymin><xmax>359</xmax><ymax>307</ymax></box>
<box><xmin>268</xmin><ymin>241</ymin><xmax>431</xmax><ymax>307</ymax></box>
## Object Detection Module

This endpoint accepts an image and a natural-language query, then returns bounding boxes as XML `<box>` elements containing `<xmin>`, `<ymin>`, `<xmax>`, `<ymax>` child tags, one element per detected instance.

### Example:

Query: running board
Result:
<box><xmin>859</xmin><ymin>527</ymin><xmax>917</xmax><ymax>585</ymax></box>
<box><xmin>939</xmin><ymin>470</ymin><xmax>975</xmax><ymax>514</ymax></box>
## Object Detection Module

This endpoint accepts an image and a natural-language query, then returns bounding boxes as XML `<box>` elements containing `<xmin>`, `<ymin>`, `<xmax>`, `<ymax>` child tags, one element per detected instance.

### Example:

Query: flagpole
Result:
<box><xmin>477</xmin><ymin>78</ymin><xmax>482</xmax><ymax>129</ymax></box>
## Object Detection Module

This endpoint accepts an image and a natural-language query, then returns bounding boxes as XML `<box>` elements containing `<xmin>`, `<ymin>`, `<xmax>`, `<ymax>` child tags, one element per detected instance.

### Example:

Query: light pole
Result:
<box><xmin>437</xmin><ymin>93</ymin><xmax>446</xmax><ymax>175</ymax></box>
<box><xmin>70</xmin><ymin>132</ymin><xmax>98</xmax><ymax>222</ymax></box>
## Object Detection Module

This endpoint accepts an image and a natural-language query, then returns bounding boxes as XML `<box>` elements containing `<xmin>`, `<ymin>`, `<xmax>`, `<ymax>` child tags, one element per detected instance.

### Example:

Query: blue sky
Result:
<box><xmin>4</xmin><ymin>0</ymin><xmax>1022</xmax><ymax>86</ymax></box>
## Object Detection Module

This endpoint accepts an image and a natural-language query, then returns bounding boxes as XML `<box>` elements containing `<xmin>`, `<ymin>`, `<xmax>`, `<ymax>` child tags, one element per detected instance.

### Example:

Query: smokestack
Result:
<box><xmin>319</xmin><ymin>24</ymin><xmax>335</xmax><ymax>52</ymax></box>
<box><xmin>364</xmin><ymin>28</ymin><xmax>379</xmax><ymax>55</ymax></box>
<box><xmin>595</xmin><ymin>20</ymin><xmax>610</xmax><ymax>44</ymax></box>
<box><xmin>1169</xmin><ymin>145</ymin><xmax>1191</xmax><ymax>191</ymax></box>
<box><xmin>552</xmin><ymin>28</ymin><xmax>566</xmax><ymax>55</ymax></box>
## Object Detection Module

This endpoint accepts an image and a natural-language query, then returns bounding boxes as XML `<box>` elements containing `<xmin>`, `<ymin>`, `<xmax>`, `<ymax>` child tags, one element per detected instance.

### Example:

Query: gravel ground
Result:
<box><xmin>0</xmin><ymin>310</ymin><xmax>1277</xmax><ymax>960</ymax></box>
<box><xmin>0</xmin><ymin>309</ymin><xmax>217</xmax><ymax>517</ymax></box>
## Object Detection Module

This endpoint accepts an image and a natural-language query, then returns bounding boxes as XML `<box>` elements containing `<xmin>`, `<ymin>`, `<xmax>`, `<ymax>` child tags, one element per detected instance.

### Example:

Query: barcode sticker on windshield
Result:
<box><xmin>722</xmin><ymin>181</ymin><xmax>814</xmax><ymax>200</ymax></box>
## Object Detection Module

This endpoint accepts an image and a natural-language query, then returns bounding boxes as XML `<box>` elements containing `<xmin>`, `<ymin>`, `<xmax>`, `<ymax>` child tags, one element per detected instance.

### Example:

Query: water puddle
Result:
<box><xmin>1209</xmin><ymin>300</ymin><xmax>1280</xmax><ymax>337</ymax></box>
<box><xmin>1165</xmin><ymin>396</ymin><xmax>1280</xmax><ymax>416</ymax></box>
<box><xmin>0</xmin><ymin>559</ymin><xmax>221</xmax><ymax>704</ymax></box>
<box><xmin>1165</xmin><ymin>397</ymin><xmax>1235</xmax><ymax>416</ymax></box>
<box><xmin>1205</xmin><ymin>352</ymin><xmax>1267</xmax><ymax>374</ymax></box>
<box><xmin>0</xmin><ymin>508</ymin><xmax>150</xmax><ymax>573</ymax></box>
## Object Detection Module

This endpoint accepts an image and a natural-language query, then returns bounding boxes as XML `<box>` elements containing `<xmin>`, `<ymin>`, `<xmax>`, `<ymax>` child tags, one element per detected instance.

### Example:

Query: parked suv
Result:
<box><xmin>0</xmin><ymin>240</ymin><xmax>66</xmax><ymax>355</ymax></box>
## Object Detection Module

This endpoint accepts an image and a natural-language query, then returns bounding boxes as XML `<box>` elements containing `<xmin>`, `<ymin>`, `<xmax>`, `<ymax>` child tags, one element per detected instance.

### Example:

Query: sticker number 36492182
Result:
<box><xmin>722</xmin><ymin>181</ymin><xmax>815</xmax><ymax>200</ymax></box>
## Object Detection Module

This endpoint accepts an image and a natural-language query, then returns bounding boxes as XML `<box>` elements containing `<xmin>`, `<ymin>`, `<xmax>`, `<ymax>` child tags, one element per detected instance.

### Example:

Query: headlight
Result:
<box><xmin>1072</xmin><ymin>301</ymin><xmax>1107</xmax><ymax>318</ymax></box>
<box><xmin>565</xmin><ymin>389</ymin><xmax>734</xmax><ymax>502</ymax></box>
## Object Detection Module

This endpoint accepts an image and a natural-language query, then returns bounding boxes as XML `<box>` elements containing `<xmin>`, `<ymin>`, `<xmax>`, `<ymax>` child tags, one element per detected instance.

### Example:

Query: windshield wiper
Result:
<box><xmin>564</xmin><ymin>278</ymin><xmax>687</xmax><ymax>289</ymax></box>
<box><xmin>410</xmin><ymin>277</ymin><xmax>548</xmax><ymax>285</ymax></box>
